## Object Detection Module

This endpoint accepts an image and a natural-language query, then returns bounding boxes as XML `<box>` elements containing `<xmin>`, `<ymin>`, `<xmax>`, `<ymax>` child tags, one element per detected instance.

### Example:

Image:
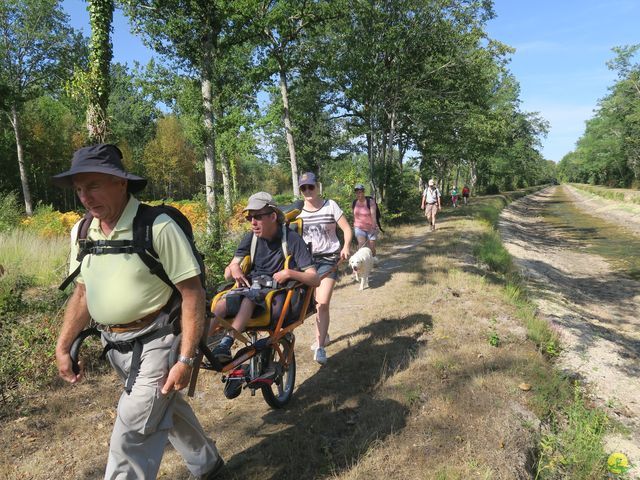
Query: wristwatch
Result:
<box><xmin>177</xmin><ymin>355</ymin><xmax>195</xmax><ymax>367</ymax></box>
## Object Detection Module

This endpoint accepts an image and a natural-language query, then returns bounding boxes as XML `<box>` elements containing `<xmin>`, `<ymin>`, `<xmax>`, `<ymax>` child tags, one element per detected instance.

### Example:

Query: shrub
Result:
<box><xmin>21</xmin><ymin>204</ymin><xmax>80</xmax><ymax>237</ymax></box>
<box><xmin>473</xmin><ymin>231</ymin><xmax>512</xmax><ymax>274</ymax></box>
<box><xmin>0</xmin><ymin>192</ymin><xmax>22</xmax><ymax>233</ymax></box>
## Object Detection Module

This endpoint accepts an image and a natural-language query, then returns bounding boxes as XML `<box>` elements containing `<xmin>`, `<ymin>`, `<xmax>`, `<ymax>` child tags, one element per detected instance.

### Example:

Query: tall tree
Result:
<box><xmin>123</xmin><ymin>0</ymin><xmax>251</xmax><ymax>232</ymax></box>
<box><xmin>86</xmin><ymin>0</ymin><xmax>114</xmax><ymax>142</ymax></box>
<box><xmin>0</xmin><ymin>0</ymin><xmax>80</xmax><ymax>214</ymax></box>
<box><xmin>256</xmin><ymin>0</ymin><xmax>333</xmax><ymax>196</ymax></box>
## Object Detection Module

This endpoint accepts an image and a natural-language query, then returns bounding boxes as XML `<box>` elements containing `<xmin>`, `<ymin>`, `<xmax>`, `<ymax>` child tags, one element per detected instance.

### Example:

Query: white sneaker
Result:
<box><xmin>310</xmin><ymin>334</ymin><xmax>330</xmax><ymax>351</ymax></box>
<box><xmin>314</xmin><ymin>347</ymin><xmax>328</xmax><ymax>365</ymax></box>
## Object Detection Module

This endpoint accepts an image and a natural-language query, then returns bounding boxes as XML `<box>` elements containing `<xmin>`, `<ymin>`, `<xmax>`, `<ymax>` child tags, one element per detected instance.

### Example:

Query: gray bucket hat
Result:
<box><xmin>243</xmin><ymin>192</ymin><xmax>284</xmax><ymax>222</ymax></box>
<box><xmin>52</xmin><ymin>144</ymin><xmax>147</xmax><ymax>193</ymax></box>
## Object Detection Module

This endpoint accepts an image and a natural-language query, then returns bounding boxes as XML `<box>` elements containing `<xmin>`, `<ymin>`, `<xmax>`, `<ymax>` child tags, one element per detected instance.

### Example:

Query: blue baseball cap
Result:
<box><xmin>298</xmin><ymin>172</ymin><xmax>317</xmax><ymax>187</ymax></box>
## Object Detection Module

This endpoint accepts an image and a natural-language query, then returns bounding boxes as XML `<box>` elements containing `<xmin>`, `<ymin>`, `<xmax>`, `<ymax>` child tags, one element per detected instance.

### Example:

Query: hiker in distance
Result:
<box><xmin>210</xmin><ymin>191</ymin><xmax>320</xmax><ymax>363</ymax></box>
<box><xmin>54</xmin><ymin>144</ymin><xmax>224</xmax><ymax>480</ymax></box>
<box><xmin>297</xmin><ymin>172</ymin><xmax>353</xmax><ymax>364</ymax></box>
<box><xmin>352</xmin><ymin>183</ymin><xmax>380</xmax><ymax>260</ymax></box>
<box><xmin>421</xmin><ymin>179</ymin><xmax>442</xmax><ymax>231</ymax></box>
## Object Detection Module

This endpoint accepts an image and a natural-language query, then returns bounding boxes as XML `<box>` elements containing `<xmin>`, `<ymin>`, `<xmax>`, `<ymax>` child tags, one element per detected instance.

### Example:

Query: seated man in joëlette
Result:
<box><xmin>211</xmin><ymin>192</ymin><xmax>320</xmax><ymax>362</ymax></box>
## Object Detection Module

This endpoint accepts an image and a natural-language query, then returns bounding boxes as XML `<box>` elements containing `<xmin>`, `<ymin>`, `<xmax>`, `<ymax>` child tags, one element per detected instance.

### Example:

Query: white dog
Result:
<box><xmin>349</xmin><ymin>246</ymin><xmax>374</xmax><ymax>290</ymax></box>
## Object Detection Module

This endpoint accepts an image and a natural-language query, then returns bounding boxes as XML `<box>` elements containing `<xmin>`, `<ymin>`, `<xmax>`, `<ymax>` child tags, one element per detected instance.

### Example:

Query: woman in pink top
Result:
<box><xmin>352</xmin><ymin>183</ymin><xmax>378</xmax><ymax>257</ymax></box>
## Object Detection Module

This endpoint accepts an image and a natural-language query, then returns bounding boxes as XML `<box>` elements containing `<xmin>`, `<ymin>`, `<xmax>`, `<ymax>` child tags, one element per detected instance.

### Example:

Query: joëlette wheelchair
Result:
<box><xmin>70</xmin><ymin>205</ymin><xmax>319</xmax><ymax>409</ymax></box>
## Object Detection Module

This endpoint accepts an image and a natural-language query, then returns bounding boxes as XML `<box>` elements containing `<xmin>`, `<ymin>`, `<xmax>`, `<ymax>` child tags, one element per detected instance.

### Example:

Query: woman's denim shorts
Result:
<box><xmin>314</xmin><ymin>254</ymin><xmax>339</xmax><ymax>281</ymax></box>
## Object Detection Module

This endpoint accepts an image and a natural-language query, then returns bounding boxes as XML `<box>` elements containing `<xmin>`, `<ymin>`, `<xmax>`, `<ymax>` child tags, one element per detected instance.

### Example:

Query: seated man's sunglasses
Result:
<box><xmin>245</xmin><ymin>211</ymin><xmax>273</xmax><ymax>222</ymax></box>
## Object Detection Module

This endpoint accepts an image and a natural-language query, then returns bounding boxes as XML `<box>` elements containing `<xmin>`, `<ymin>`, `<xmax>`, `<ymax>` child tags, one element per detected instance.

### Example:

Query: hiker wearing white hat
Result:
<box><xmin>421</xmin><ymin>179</ymin><xmax>441</xmax><ymax>231</ymax></box>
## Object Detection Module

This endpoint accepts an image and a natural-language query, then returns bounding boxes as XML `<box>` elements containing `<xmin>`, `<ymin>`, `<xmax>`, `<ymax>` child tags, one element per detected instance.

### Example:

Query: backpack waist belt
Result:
<box><xmin>103</xmin><ymin>307</ymin><xmax>163</xmax><ymax>333</ymax></box>
<box><xmin>101</xmin><ymin>322</ymin><xmax>178</xmax><ymax>394</ymax></box>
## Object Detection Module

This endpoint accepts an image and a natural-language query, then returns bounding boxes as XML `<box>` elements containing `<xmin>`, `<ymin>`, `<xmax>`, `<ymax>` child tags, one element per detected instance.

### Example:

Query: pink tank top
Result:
<box><xmin>353</xmin><ymin>198</ymin><xmax>374</xmax><ymax>231</ymax></box>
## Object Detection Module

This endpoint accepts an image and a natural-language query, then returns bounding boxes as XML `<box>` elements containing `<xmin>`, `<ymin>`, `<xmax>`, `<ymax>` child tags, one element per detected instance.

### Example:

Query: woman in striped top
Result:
<box><xmin>297</xmin><ymin>172</ymin><xmax>353</xmax><ymax>364</ymax></box>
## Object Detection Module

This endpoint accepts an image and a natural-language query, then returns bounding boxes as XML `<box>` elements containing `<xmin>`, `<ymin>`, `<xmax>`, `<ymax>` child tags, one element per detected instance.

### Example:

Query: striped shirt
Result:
<box><xmin>298</xmin><ymin>199</ymin><xmax>344</xmax><ymax>255</ymax></box>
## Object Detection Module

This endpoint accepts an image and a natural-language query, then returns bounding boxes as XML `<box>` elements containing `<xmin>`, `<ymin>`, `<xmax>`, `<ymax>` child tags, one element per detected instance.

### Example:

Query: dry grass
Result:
<box><xmin>1</xmin><ymin>199</ymin><xmax>550</xmax><ymax>479</ymax></box>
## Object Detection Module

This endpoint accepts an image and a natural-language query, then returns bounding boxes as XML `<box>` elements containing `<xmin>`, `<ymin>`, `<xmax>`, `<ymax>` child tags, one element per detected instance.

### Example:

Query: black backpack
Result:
<box><xmin>351</xmin><ymin>196</ymin><xmax>384</xmax><ymax>232</ymax></box>
<box><xmin>59</xmin><ymin>203</ymin><xmax>205</xmax><ymax>293</ymax></box>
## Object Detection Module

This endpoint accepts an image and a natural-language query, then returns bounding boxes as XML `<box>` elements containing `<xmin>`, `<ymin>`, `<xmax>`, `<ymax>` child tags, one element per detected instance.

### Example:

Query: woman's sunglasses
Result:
<box><xmin>300</xmin><ymin>184</ymin><xmax>316</xmax><ymax>192</ymax></box>
<box><xmin>245</xmin><ymin>211</ymin><xmax>272</xmax><ymax>222</ymax></box>
<box><xmin>354</xmin><ymin>188</ymin><xmax>364</xmax><ymax>192</ymax></box>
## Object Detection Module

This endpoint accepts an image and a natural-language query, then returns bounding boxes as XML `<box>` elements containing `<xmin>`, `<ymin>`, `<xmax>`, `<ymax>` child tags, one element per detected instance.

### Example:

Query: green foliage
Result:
<box><xmin>142</xmin><ymin>115</ymin><xmax>197</xmax><ymax>199</ymax></box>
<box><xmin>487</xmin><ymin>319</ymin><xmax>501</xmax><ymax>347</ymax></box>
<box><xmin>195</xmin><ymin>229</ymin><xmax>238</xmax><ymax>290</ymax></box>
<box><xmin>473</xmin><ymin>231</ymin><xmax>512</xmax><ymax>274</ymax></box>
<box><xmin>0</xmin><ymin>280</ymin><xmax>64</xmax><ymax>410</ymax></box>
<box><xmin>535</xmin><ymin>385</ymin><xmax>609</xmax><ymax>480</ymax></box>
<box><xmin>0</xmin><ymin>192</ymin><xmax>22</xmax><ymax>232</ymax></box>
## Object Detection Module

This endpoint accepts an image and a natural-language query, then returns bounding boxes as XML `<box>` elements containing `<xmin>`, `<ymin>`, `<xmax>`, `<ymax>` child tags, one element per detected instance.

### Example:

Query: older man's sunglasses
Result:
<box><xmin>300</xmin><ymin>184</ymin><xmax>315</xmax><ymax>192</ymax></box>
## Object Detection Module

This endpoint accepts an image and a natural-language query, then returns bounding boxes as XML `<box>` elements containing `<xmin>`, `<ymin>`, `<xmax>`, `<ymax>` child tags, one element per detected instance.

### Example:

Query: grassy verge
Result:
<box><xmin>569</xmin><ymin>183</ymin><xmax>640</xmax><ymax>205</ymax></box>
<box><xmin>0</xmin><ymin>230</ymin><xmax>69</xmax><ymax>411</ymax></box>
<box><xmin>469</xmin><ymin>188</ymin><xmax>611</xmax><ymax>479</ymax></box>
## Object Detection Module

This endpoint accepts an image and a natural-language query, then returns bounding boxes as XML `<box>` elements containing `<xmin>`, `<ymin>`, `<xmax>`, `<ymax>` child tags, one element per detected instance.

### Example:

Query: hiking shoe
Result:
<box><xmin>310</xmin><ymin>334</ymin><xmax>331</xmax><ymax>351</ymax></box>
<box><xmin>373</xmin><ymin>256</ymin><xmax>380</xmax><ymax>265</ymax></box>
<box><xmin>314</xmin><ymin>347</ymin><xmax>328</xmax><ymax>365</ymax></box>
<box><xmin>212</xmin><ymin>342</ymin><xmax>232</xmax><ymax>364</ymax></box>
<box><xmin>193</xmin><ymin>456</ymin><xmax>225</xmax><ymax>479</ymax></box>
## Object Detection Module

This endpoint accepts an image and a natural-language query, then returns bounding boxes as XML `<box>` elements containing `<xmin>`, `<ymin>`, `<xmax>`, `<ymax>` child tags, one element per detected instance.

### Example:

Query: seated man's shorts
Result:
<box><xmin>223</xmin><ymin>287</ymin><xmax>269</xmax><ymax>317</ymax></box>
<box><xmin>354</xmin><ymin>226</ymin><xmax>377</xmax><ymax>242</ymax></box>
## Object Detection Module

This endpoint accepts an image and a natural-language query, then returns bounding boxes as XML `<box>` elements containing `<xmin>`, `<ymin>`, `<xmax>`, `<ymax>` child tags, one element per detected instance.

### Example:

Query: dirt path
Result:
<box><xmin>500</xmin><ymin>185</ymin><xmax>640</xmax><ymax>474</ymax></box>
<box><xmin>2</xmin><ymin>200</ymin><xmax>556</xmax><ymax>479</ymax></box>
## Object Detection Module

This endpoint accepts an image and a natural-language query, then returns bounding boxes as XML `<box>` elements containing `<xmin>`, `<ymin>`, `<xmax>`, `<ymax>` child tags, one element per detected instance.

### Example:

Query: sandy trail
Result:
<box><xmin>500</xmin><ymin>185</ymin><xmax>640</xmax><ymax>474</ymax></box>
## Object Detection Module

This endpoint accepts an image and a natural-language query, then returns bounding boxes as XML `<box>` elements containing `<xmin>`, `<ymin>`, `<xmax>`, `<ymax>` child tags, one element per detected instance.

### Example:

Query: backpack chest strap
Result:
<box><xmin>78</xmin><ymin>239</ymin><xmax>147</xmax><ymax>257</ymax></box>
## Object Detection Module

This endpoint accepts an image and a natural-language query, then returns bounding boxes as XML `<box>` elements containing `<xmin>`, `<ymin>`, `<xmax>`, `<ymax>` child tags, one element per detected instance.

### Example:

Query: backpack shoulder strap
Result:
<box><xmin>250</xmin><ymin>233</ymin><xmax>258</xmax><ymax>266</ymax></box>
<box><xmin>366</xmin><ymin>196</ymin><xmax>372</xmax><ymax>210</ymax></box>
<box><xmin>132</xmin><ymin>203</ymin><xmax>176</xmax><ymax>292</ymax></box>
<box><xmin>281</xmin><ymin>223</ymin><xmax>289</xmax><ymax>258</ymax></box>
<box><xmin>58</xmin><ymin>213</ymin><xmax>94</xmax><ymax>291</ymax></box>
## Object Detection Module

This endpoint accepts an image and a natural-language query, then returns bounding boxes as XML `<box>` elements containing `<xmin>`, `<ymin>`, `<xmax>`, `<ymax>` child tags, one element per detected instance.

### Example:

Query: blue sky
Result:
<box><xmin>62</xmin><ymin>0</ymin><xmax>640</xmax><ymax>162</ymax></box>
<box><xmin>486</xmin><ymin>0</ymin><xmax>639</xmax><ymax>161</ymax></box>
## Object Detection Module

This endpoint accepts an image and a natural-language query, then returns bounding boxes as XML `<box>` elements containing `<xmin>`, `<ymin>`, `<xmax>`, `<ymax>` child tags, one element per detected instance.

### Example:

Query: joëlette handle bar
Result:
<box><xmin>69</xmin><ymin>327</ymin><xmax>101</xmax><ymax>375</ymax></box>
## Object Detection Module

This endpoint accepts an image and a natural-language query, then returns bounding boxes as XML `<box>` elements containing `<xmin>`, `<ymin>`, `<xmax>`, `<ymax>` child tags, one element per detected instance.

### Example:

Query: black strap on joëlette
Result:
<box><xmin>101</xmin><ymin>322</ymin><xmax>177</xmax><ymax>394</ymax></box>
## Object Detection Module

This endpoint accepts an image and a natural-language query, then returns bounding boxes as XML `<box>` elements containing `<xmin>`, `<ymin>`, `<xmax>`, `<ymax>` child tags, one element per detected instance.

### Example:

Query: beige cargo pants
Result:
<box><xmin>102</xmin><ymin>320</ymin><xmax>221</xmax><ymax>479</ymax></box>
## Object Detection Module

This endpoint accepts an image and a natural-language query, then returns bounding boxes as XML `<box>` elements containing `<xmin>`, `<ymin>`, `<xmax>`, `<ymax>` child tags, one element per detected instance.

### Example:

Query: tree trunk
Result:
<box><xmin>10</xmin><ymin>104</ymin><xmax>33</xmax><ymax>216</ymax></box>
<box><xmin>367</xmin><ymin>118</ymin><xmax>376</xmax><ymax>199</ymax></box>
<box><xmin>470</xmin><ymin>161</ymin><xmax>478</xmax><ymax>189</ymax></box>
<box><xmin>220</xmin><ymin>150</ymin><xmax>232</xmax><ymax>214</ymax></box>
<box><xmin>86</xmin><ymin>0</ymin><xmax>113</xmax><ymax>143</ymax></box>
<box><xmin>278</xmin><ymin>60</ymin><xmax>299</xmax><ymax>196</ymax></box>
<box><xmin>387</xmin><ymin>109</ymin><xmax>396</xmax><ymax>168</ymax></box>
<box><xmin>201</xmin><ymin>73</ymin><xmax>217</xmax><ymax>233</ymax></box>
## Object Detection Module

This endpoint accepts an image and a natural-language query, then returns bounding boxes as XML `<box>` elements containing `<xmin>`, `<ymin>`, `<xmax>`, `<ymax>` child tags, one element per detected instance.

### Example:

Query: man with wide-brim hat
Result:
<box><xmin>209</xmin><ymin>191</ymin><xmax>320</xmax><ymax>363</ymax></box>
<box><xmin>53</xmin><ymin>144</ymin><xmax>224</xmax><ymax>479</ymax></box>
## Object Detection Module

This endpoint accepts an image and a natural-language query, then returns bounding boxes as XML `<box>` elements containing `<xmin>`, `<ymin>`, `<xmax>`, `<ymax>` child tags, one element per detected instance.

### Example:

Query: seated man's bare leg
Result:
<box><xmin>231</xmin><ymin>297</ymin><xmax>256</xmax><ymax>333</ymax></box>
